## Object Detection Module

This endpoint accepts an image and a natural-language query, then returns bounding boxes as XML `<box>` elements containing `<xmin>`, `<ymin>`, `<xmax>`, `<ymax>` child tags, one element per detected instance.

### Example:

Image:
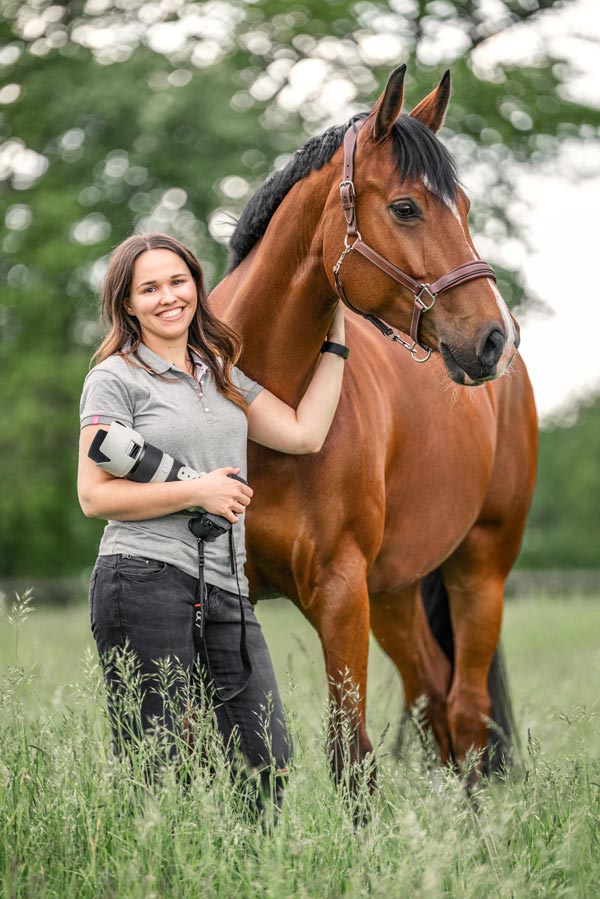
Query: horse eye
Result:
<box><xmin>391</xmin><ymin>201</ymin><xmax>418</xmax><ymax>220</ymax></box>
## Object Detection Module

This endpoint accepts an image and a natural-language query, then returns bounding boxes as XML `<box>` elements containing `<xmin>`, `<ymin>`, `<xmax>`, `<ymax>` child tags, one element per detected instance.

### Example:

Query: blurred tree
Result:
<box><xmin>519</xmin><ymin>395</ymin><xmax>600</xmax><ymax>569</ymax></box>
<box><xmin>0</xmin><ymin>0</ymin><xmax>598</xmax><ymax>576</ymax></box>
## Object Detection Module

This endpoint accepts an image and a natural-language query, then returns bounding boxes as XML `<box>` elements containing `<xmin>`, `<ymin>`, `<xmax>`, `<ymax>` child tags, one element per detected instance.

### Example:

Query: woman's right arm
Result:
<box><xmin>78</xmin><ymin>425</ymin><xmax>253</xmax><ymax>524</ymax></box>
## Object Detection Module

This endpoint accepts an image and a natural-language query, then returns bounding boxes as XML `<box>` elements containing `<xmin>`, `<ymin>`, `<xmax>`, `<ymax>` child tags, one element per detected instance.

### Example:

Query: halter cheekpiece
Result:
<box><xmin>333</xmin><ymin>118</ymin><xmax>497</xmax><ymax>363</ymax></box>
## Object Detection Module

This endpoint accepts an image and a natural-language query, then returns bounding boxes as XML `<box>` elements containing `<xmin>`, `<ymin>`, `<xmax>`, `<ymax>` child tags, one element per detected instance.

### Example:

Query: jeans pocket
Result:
<box><xmin>117</xmin><ymin>555</ymin><xmax>169</xmax><ymax>580</ymax></box>
<box><xmin>205</xmin><ymin>586</ymin><xmax>245</xmax><ymax>623</ymax></box>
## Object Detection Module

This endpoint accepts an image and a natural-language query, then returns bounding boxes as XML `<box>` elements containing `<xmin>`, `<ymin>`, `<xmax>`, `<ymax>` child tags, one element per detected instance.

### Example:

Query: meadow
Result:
<box><xmin>1</xmin><ymin>590</ymin><xmax>599</xmax><ymax>898</ymax></box>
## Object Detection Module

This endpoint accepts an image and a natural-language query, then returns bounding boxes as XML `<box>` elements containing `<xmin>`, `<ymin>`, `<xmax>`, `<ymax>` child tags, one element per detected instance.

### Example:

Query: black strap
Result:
<box><xmin>321</xmin><ymin>340</ymin><xmax>350</xmax><ymax>359</ymax></box>
<box><xmin>193</xmin><ymin>537</ymin><xmax>207</xmax><ymax>637</ymax></box>
<box><xmin>193</xmin><ymin>528</ymin><xmax>252</xmax><ymax>702</ymax></box>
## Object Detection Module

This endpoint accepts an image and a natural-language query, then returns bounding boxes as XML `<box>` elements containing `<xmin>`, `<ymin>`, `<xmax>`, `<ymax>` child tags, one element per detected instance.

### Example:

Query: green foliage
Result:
<box><xmin>520</xmin><ymin>396</ymin><xmax>600</xmax><ymax>569</ymax></box>
<box><xmin>1</xmin><ymin>0</ymin><xmax>599</xmax><ymax>575</ymax></box>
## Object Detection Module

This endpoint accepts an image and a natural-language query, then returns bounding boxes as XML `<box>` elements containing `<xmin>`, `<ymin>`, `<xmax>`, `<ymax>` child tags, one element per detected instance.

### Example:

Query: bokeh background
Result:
<box><xmin>1</xmin><ymin>0</ymin><xmax>599</xmax><ymax>594</ymax></box>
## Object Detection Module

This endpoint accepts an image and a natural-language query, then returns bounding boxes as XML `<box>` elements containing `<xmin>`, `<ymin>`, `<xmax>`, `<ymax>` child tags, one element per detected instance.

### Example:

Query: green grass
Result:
<box><xmin>1</xmin><ymin>591</ymin><xmax>599</xmax><ymax>898</ymax></box>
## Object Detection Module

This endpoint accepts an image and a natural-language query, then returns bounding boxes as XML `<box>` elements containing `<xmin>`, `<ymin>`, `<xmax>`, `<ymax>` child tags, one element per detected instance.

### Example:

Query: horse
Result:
<box><xmin>209</xmin><ymin>65</ymin><xmax>538</xmax><ymax>784</ymax></box>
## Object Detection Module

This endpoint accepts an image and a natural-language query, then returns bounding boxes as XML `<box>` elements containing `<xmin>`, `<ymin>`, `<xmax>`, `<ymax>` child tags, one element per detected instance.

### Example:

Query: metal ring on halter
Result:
<box><xmin>344</xmin><ymin>231</ymin><xmax>362</xmax><ymax>249</ymax></box>
<box><xmin>410</xmin><ymin>343</ymin><xmax>432</xmax><ymax>363</ymax></box>
<box><xmin>415</xmin><ymin>284</ymin><xmax>437</xmax><ymax>312</ymax></box>
<box><xmin>384</xmin><ymin>328</ymin><xmax>433</xmax><ymax>363</ymax></box>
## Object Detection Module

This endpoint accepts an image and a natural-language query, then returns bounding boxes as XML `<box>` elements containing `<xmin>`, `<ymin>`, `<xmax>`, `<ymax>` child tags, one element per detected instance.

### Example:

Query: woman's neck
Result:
<box><xmin>140</xmin><ymin>333</ymin><xmax>190</xmax><ymax>371</ymax></box>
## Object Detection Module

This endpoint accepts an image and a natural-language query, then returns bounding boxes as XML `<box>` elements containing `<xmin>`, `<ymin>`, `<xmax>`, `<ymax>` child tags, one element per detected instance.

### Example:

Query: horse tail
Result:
<box><xmin>396</xmin><ymin>568</ymin><xmax>520</xmax><ymax>775</ymax></box>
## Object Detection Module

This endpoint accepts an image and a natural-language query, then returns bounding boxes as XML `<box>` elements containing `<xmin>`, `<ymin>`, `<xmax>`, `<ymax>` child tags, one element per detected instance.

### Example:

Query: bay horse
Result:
<box><xmin>210</xmin><ymin>65</ymin><xmax>538</xmax><ymax>782</ymax></box>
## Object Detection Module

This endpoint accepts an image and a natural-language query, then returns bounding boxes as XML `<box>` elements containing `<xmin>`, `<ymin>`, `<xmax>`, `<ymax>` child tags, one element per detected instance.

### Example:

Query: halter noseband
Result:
<box><xmin>333</xmin><ymin>119</ymin><xmax>497</xmax><ymax>363</ymax></box>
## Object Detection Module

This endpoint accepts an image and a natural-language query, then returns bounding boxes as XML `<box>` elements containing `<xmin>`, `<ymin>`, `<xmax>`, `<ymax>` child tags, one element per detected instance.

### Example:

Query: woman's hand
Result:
<box><xmin>190</xmin><ymin>467</ymin><xmax>253</xmax><ymax>524</ymax></box>
<box><xmin>327</xmin><ymin>300</ymin><xmax>346</xmax><ymax>344</ymax></box>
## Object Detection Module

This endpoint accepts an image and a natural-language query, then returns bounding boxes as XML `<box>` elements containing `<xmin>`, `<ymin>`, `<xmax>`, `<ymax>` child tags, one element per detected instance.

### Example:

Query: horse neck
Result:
<box><xmin>220</xmin><ymin>172</ymin><xmax>337</xmax><ymax>406</ymax></box>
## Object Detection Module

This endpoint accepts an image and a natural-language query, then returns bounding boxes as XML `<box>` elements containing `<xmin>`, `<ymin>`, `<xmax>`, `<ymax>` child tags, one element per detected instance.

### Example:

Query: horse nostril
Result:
<box><xmin>478</xmin><ymin>329</ymin><xmax>505</xmax><ymax>368</ymax></box>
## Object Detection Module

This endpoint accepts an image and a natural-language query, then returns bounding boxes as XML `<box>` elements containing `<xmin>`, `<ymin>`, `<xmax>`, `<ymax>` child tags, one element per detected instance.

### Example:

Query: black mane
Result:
<box><xmin>228</xmin><ymin>113</ymin><xmax>458</xmax><ymax>271</ymax></box>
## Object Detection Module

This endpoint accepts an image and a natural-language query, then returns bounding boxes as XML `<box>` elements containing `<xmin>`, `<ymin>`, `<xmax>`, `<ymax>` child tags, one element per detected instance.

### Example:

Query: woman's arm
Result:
<box><xmin>247</xmin><ymin>302</ymin><xmax>347</xmax><ymax>454</ymax></box>
<box><xmin>78</xmin><ymin>425</ymin><xmax>253</xmax><ymax>523</ymax></box>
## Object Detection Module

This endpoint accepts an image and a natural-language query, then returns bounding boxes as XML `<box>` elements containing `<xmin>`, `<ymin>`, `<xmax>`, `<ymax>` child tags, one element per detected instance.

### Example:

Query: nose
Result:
<box><xmin>160</xmin><ymin>287</ymin><xmax>177</xmax><ymax>303</ymax></box>
<box><xmin>477</xmin><ymin>326</ymin><xmax>505</xmax><ymax>370</ymax></box>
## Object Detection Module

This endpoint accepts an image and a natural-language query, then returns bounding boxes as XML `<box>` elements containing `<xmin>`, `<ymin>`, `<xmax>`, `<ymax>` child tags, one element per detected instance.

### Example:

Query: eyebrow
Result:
<box><xmin>136</xmin><ymin>272</ymin><xmax>189</xmax><ymax>289</ymax></box>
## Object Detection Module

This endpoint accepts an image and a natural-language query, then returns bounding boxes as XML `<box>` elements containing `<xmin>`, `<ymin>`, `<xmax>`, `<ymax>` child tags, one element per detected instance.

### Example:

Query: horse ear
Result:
<box><xmin>409</xmin><ymin>70</ymin><xmax>451</xmax><ymax>133</ymax></box>
<box><xmin>371</xmin><ymin>64</ymin><xmax>407</xmax><ymax>141</ymax></box>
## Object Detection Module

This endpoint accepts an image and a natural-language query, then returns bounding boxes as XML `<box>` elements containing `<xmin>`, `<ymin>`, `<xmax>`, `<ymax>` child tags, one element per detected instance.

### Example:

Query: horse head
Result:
<box><xmin>322</xmin><ymin>65</ymin><xmax>519</xmax><ymax>386</ymax></box>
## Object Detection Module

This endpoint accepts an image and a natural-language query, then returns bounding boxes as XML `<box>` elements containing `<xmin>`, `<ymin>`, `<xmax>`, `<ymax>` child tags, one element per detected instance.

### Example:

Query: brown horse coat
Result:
<box><xmin>210</xmin><ymin>67</ymin><xmax>538</xmax><ymax>777</ymax></box>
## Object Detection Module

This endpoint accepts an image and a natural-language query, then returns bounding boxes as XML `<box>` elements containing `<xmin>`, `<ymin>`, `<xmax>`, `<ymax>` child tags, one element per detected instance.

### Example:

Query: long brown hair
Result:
<box><xmin>93</xmin><ymin>232</ymin><xmax>248</xmax><ymax>412</ymax></box>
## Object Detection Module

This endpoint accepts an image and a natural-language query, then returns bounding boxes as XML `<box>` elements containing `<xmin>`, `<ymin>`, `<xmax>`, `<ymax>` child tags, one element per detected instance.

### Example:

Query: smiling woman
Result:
<box><xmin>77</xmin><ymin>231</ymin><xmax>350</xmax><ymax>817</ymax></box>
<box><xmin>125</xmin><ymin>251</ymin><xmax>199</xmax><ymax>354</ymax></box>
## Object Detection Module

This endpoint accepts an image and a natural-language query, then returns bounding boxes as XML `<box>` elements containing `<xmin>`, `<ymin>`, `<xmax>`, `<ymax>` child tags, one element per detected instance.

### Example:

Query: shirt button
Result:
<box><xmin>205</xmin><ymin>408</ymin><xmax>210</xmax><ymax>412</ymax></box>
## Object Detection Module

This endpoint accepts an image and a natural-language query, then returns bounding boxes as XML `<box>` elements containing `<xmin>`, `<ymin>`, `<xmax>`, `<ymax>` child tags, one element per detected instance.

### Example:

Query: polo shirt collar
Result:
<box><xmin>133</xmin><ymin>341</ymin><xmax>174</xmax><ymax>374</ymax></box>
<box><xmin>123</xmin><ymin>341</ymin><xmax>208</xmax><ymax>377</ymax></box>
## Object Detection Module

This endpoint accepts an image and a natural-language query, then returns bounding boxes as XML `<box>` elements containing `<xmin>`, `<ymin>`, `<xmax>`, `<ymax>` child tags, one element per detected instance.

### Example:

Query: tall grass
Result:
<box><xmin>1</xmin><ymin>592</ymin><xmax>599</xmax><ymax>898</ymax></box>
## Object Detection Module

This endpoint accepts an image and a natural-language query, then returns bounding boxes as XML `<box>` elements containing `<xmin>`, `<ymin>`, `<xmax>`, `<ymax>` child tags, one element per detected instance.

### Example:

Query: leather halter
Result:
<box><xmin>333</xmin><ymin>119</ymin><xmax>497</xmax><ymax>363</ymax></box>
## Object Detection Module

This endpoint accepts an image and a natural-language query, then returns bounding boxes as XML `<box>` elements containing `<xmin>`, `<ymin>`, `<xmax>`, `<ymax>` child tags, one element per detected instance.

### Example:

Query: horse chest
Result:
<box><xmin>368</xmin><ymin>391</ymin><xmax>498</xmax><ymax>590</ymax></box>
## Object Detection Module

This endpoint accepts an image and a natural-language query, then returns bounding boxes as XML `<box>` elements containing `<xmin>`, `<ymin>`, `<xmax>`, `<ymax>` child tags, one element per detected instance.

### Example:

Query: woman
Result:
<box><xmin>77</xmin><ymin>232</ymin><xmax>347</xmax><ymax>811</ymax></box>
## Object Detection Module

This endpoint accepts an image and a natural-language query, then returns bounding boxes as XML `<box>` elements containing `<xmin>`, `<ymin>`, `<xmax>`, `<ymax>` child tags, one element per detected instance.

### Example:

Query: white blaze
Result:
<box><xmin>421</xmin><ymin>177</ymin><xmax>518</xmax><ymax>368</ymax></box>
<box><xmin>445</xmin><ymin>189</ymin><xmax>517</xmax><ymax>355</ymax></box>
<box><xmin>447</xmin><ymin>199</ymin><xmax>478</xmax><ymax>261</ymax></box>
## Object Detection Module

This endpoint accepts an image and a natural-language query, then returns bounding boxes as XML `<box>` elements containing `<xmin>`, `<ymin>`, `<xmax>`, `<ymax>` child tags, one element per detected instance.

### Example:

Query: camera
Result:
<box><xmin>88</xmin><ymin>421</ymin><xmax>246</xmax><ymax>543</ymax></box>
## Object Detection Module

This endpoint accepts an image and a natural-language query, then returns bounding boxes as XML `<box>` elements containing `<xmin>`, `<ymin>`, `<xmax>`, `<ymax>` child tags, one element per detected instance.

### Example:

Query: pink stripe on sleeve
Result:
<box><xmin>91</xmin><ymin>415</ymin><xmax>100</xmax><ymax>425</ymax></box>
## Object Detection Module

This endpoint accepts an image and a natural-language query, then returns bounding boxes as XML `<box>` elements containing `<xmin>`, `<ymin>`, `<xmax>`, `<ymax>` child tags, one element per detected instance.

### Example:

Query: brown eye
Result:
<box><xmin>390</xmin><ymin>201</ymin><xmax>419</xmax><ymax>221</ymax></box>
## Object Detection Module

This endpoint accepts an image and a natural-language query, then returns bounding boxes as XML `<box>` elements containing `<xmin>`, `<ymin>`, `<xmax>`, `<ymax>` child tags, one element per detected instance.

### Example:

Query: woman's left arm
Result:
<box><xmin>247</xmin><ymin>302</ymin><xmax>346</xmax><ymax>454</ymax></box>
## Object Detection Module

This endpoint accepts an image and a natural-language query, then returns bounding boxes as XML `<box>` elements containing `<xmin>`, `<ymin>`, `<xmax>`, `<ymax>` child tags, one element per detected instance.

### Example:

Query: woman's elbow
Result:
<box><xmin>79</xmin><ymin>497</ymin><xmax>97</xmax><ymax>518</ymax></box>
<box><xmin>261</xmin><ymin>427</ymin><xmax>324</xmax><ymax>454</ymax></box>
<box><xmin>78</xmin><ymin>487</ymin><xmax>102</xmax><ymax>519</ymax></box>
<box><xmin>294</xmin><ymin>434</ymin><xmax>324</xmax><ymax>454</ymax></box>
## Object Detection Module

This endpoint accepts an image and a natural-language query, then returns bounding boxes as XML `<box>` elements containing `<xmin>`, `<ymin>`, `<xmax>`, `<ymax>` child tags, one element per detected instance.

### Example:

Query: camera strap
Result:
<box><xmin>191</xmin><ymin>527</ymin><xmax>252</xmax><ymax>702</ymax></box>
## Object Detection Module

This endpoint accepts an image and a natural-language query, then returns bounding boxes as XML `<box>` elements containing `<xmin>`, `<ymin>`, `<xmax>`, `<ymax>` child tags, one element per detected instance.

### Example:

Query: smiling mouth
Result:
<box><xmin>158</xmin><ymin>307</ymin><xmax>185</xmax><ymax>320</ymax></box>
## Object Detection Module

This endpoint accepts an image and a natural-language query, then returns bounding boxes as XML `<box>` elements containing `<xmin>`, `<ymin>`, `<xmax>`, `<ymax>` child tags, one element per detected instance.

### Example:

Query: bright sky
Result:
<box><xmin>519</xmin><ymin>167</ymin><xmax>600</xmax><ymax>422</ymax></box>
<box><xmin>473</xmin><ymin>0</ymin><xmax>600</xmax><ymax>422</ymax></box>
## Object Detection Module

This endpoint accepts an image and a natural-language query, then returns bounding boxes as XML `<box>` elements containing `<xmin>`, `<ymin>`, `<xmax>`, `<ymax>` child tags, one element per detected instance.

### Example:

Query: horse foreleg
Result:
<box><xmin>370</xmin><ymin>585</ymin><xmax>453</xmax><ymax>763</ymax></box>
<box><xmin>442</xmin><ymin>525</ymin><xmax>506</xmax><ymax>779</ymax></box>
<box><xmin>304</xmin><ymin>560</ymin><xmax>374</xmax><ymax>786</ymax></box>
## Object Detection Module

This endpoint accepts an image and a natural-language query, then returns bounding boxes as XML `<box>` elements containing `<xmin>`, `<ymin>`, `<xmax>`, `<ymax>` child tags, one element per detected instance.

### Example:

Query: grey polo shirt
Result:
<box><xmin>80</xmin><ymin>342</ymin><xmax>263</xmax><ymax>594</ymax></box>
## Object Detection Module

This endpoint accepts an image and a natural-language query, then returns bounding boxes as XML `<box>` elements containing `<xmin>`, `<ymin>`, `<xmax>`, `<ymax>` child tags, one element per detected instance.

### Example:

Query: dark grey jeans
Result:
<box><xmin>89</xmin><ymin>553</ymin><xmax>291</xmax><ymax>804</ymax></box>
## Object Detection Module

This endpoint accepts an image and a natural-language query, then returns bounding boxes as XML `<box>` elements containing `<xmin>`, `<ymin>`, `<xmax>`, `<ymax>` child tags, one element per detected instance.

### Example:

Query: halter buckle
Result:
<box><xmin>415</xmin><ymin>284</ymin><xmax>437</xmax><ymax>311</ymax></box>
<box><xmin>339</xmin><ymin>179</ymin><xmax>356</xmax><ymax>207</ymax></box>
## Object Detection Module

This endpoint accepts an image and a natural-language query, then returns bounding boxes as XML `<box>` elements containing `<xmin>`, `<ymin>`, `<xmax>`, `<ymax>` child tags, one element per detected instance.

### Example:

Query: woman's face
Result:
<box><xmin>126</xmin><ymin>249</ymin><xmax>198</xmax><ymax>347</ymax></box>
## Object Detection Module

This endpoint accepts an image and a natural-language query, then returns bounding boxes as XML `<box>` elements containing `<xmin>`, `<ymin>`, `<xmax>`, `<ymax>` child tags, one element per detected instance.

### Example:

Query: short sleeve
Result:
<box><xmin>232</xmin><ymin>366</ymin><xmax>264</xmax><ymax>406</ymax></box>
<box><xmin>80</xmin><ymin>370</ymin><xmax>134</xmax><ymax>429</ymax></box>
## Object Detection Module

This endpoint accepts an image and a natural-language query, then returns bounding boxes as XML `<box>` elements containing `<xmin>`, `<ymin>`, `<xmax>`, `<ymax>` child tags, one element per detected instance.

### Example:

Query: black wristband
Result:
<box><xmin>321</xmin><ymin>341</ymin><xmax>349</xmax><ymax>359</ymax></box>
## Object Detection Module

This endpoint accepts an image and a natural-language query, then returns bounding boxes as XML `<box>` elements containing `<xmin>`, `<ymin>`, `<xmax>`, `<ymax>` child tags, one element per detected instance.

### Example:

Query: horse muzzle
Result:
<box><xmin>440</xmin><ymin>326</ymin><xmax>513</xmax><ymax>386</ymax></box>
